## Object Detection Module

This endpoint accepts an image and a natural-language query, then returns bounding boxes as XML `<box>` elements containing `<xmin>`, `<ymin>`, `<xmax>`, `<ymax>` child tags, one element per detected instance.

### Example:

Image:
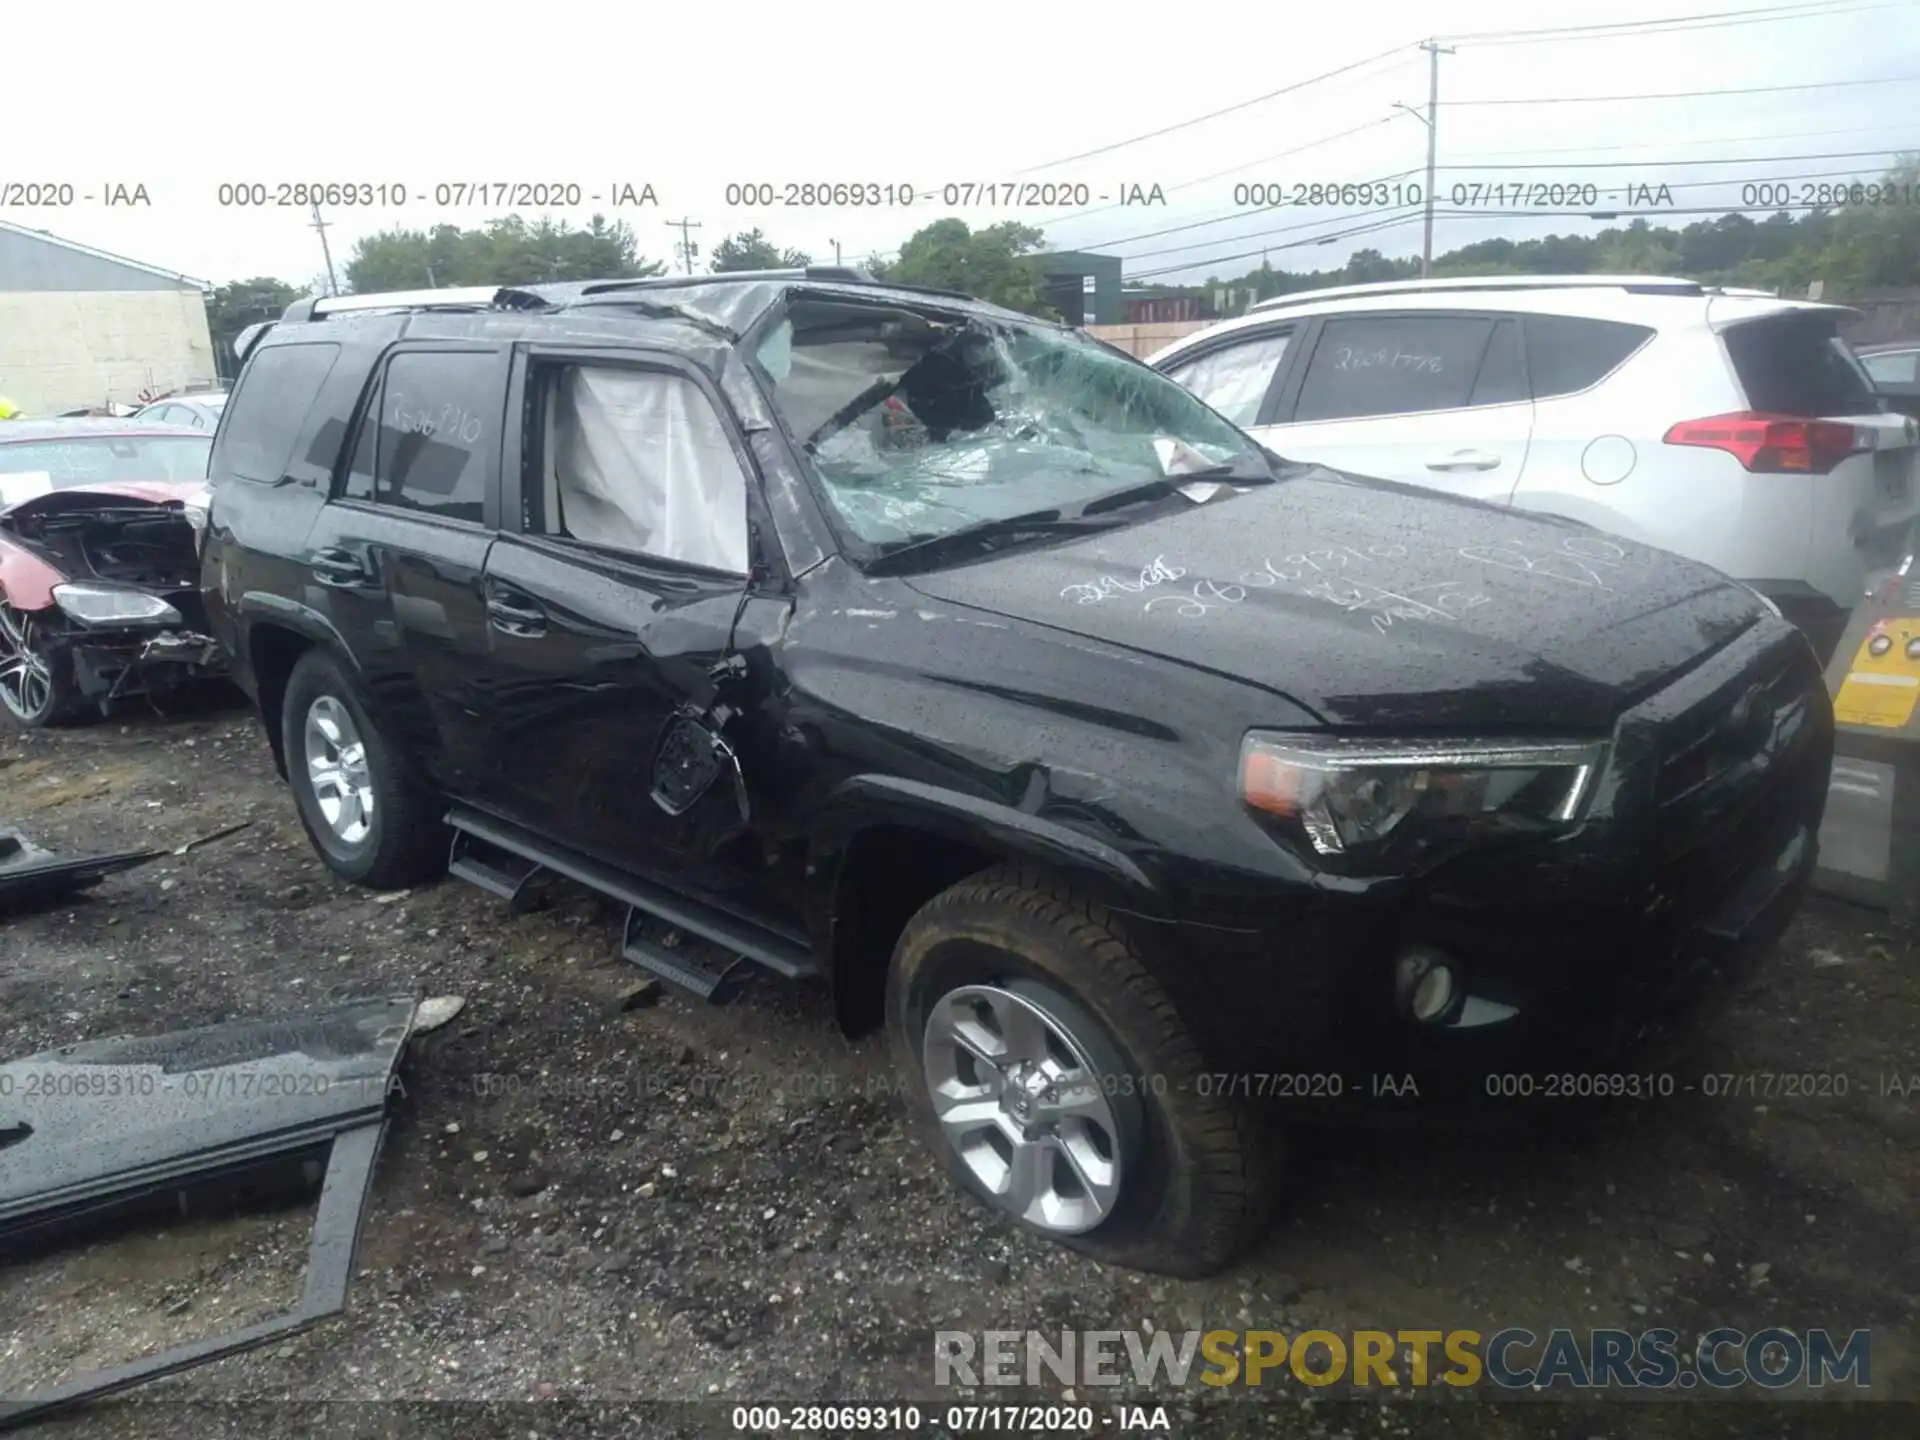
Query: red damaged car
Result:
<box><xmin>0</xmin><ymin>419</ymin><xmax>226</xmax><ymax>728</ymax></box>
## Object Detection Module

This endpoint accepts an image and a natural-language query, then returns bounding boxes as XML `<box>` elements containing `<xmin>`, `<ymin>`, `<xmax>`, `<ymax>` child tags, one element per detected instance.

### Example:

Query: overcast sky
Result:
<box><xmin>13</xmin><ymin>0</ymin><xmax>1919</xmax><ymax>290</ymax></box>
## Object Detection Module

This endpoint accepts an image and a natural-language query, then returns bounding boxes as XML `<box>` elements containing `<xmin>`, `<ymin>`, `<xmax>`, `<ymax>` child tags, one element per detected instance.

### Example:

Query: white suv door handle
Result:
<box><xmin>1426</xmin><ymin>449</ymin><xmax>1502</xmax><ymax>472</ymax></box>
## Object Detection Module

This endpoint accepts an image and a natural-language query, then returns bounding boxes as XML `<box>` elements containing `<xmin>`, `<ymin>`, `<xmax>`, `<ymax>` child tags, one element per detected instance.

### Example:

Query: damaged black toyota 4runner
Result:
<box><xmin>202</xmin><ymin>271</ymin><xmax>1833</xmax><ymax>1276</ymax></box>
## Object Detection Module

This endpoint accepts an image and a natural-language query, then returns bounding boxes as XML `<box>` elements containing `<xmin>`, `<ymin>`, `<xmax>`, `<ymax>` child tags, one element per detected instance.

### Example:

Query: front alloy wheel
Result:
<box><xmin>0</xmin><ymin>602</ymin><xmax>68</xmax><ymax>726</ymax></box>
<box><xmin>888</xmin><ymin>866</ymin><xmax>1283</xmax><ymax>1277</ymax></box>
<box><xmin>922</xmin><ymin>982</ymin><xmax>1124</xmax><ymax>1235</ymax></box>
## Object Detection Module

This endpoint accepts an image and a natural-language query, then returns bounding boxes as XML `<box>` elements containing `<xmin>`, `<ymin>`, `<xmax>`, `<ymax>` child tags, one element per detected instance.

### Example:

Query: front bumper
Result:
<box><xmin>1148</xmin><ymin>620</ymin><xmax>1833</xmax><ymax>1111</ymax></box>
<box><xmin>59</xmin><ymin>589</ymin><xmax>230</xmax><ymax>702</ymax></box>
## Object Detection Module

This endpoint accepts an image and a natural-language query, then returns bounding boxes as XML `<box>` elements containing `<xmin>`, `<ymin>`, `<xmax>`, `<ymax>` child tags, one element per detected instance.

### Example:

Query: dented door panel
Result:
<box><xmin>472</xmin><ymin>534</ymin><xmax>753</xmax><ymax>884</ymax></box>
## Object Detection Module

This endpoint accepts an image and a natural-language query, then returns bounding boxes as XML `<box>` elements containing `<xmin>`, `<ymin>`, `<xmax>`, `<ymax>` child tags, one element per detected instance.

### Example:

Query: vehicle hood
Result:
<box><xmin>0</xmin><ymin>480</ymin><xmax>206</xmax><ymax>520</ymax></box>
<box><xmin>901</xmin><ymin>468</ymin><xmax>1765</xmax><ymax>730</ymax></box>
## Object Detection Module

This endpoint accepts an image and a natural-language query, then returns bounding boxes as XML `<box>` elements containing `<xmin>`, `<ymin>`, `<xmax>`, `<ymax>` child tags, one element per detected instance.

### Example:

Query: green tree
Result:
<box><xmin>875</xmin><ymin>219</ymin><xmax>1055</xmax><ymax>317</ymax></box>
<box><xmin>207</xmin><ymin>277</ymin><xmax>299</xmax><ymax>378</ymax></box>
<box><xmin>710</xmin><ymin>228</ymin><xmax>810</xmax><ymax>271</ymax></box>
<box><xmin>343</xmin><ymin>215</ymin><xmax>665</xmax><ymax>293</ymax></box>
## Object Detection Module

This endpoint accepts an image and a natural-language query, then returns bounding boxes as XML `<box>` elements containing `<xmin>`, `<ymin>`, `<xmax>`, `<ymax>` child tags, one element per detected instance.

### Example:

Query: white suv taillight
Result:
<box><xmin>1663</xmin><ymin>411</ymin><xmax>1869</xmax><ymax>475</ymax></box>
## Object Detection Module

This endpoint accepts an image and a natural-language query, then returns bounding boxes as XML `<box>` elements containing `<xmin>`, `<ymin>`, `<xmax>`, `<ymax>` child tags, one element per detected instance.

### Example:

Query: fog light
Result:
<box><xmin>1393</xmin><ymin>945</ymin><xmax>1461</xmax><ymax>1024</ymax></box>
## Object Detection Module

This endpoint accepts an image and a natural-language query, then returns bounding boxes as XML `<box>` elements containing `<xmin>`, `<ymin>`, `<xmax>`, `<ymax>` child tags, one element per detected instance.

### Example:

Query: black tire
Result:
<box><xmin>280</xmin><ymin>647</ymin><xmax>448</xmax><ymax>889</ymax></box>
<box><xmin>886</xmin><ymin>864</ymin><xmax>1283</xmax><ymax>1278</ymax></box>
<box><xmin>0</xmin><ymin>602</ymin><xmax>75</xmax><ymax>729</ymax></box>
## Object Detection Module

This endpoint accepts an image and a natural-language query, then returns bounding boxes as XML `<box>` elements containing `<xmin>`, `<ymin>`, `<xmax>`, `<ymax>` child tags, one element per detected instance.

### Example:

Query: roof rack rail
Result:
<box><xmin>232</xmin><ymin>320</ymin><xmax>274</xmax><ymax>362</ymax></box>
<box><xmin>1247</xmin><ymin>274</ymin><xmax>1703</xmax><ymax>313</ymax></box>
<box><xmin>281</xmin><ymin>286</ymin><xmax>554</xmax><ymax>323</ymax></box>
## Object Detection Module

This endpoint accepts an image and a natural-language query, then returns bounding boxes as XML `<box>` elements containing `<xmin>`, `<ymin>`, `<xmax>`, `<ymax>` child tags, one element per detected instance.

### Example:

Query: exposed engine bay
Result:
<box><xmin>0</xmin><ymin>490</ymin><xmax>225</xmax><ymax>715</ymax></box>
<box><xmin>1</xmin><ymin>497</ymin><xmax>201</xmax><ymax>590</ymax></box>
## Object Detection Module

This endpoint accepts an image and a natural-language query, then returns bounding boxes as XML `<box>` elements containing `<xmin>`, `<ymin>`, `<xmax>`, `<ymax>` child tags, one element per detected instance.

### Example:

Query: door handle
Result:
<box><xmin>310</xmin><ymin>547</ymin><xmax>370</xmax><ymax>586</ymax></box>
<box><xmin>485</xmin><ymin>587</ymin><xmax>547</xmax><ymax>637</ymax></box>
<box><xmin>1425</xmin><ymin>450</ymin><xmax>1502</xmax><ymax>473</ymax></box>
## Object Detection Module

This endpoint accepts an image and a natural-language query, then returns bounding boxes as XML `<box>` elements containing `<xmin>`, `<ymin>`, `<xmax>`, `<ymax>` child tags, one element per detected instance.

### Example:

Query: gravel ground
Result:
<box><xmin>1</xmin><ymin>693</ymin><xmax>1916</xmax><ymax>1440</ymax></box>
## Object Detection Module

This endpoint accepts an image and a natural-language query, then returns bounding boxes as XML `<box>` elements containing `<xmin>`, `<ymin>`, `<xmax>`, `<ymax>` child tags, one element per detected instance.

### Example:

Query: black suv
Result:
<box><xmin>202</xmin><ymin>270</ymin><xmax>1833</xmax><ymax>1276</ymax></box>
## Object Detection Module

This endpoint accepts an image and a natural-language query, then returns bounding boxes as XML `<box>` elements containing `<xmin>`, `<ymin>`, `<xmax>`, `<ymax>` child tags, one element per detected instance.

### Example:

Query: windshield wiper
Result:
<box><xmin>1078</xmin><ymin>467</ymin><xmax>1271</xmax><ymax>517</ymax></box>
<box><xmin>862</xmin><ymin>509</ymin><xmax>1124</xmax><ymax>576</ymax></box>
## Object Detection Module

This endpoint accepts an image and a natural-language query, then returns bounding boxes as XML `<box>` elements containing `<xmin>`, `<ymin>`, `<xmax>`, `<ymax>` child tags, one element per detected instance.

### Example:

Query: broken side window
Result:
<box><xmin>534</xmin><ymin>365</ymin><xmax>751</xmax><ymax>575</ymax></box>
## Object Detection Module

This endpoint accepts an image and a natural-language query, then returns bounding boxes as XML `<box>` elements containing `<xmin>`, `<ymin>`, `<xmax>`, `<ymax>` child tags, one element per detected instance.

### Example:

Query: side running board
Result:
<box><xmin>442</xmin><ymin>808</ymin><xmax>820</xmax><ymax>1002</ymax></box>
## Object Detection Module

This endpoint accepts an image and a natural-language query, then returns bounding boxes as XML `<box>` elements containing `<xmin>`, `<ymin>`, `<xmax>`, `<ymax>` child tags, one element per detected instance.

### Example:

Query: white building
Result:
<box><xmin>0</xmin><ymin>220</ymin><xmax>216</xmax><ymax>416</ymax></box>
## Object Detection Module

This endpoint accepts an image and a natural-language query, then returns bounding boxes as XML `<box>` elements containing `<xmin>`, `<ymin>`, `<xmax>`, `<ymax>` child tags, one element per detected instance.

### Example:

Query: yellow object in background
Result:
<box><xmin>1833</xmin><ymin>616</ymin><xmax>1920</xmax><ymax>728</ymax></box>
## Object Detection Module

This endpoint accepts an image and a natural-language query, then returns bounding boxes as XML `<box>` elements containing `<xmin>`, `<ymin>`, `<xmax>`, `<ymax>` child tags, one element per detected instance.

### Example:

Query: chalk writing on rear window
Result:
<box><xmin>1332</xmin><ymin>346</ymin><xmax>1443</xmax><ymax>374</ymax></box>
<box><xmin>387</xmin><ymin>392</ymin><xmax>484</xmax><ymax>445</ymax></box>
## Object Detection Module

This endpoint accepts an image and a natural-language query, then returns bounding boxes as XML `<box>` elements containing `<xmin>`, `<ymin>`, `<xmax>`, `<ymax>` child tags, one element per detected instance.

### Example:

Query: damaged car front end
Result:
<box><xmin>0</xmin><ymin>424</ymin><xmax>227</xmax><ymax>726</ymax></box>
<box><xmin>0</xmin><ymin>994</ymin><xmax>463</xmax><ymax>1429</ymax></box>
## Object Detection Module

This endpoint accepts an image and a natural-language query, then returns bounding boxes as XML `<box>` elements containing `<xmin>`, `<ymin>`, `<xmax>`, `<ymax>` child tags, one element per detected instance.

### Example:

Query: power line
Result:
<box><xmin>1104</xmin><ymin>168</ymin><xmax>1887</xmax><ymax>268</ymax></box>
<box><xmin>1445</xmin><ymin>73</ymin><xmax>1920</xmax><ymax>105</ymax></box>
<box><xmin>1072</xmin><ymin>146</ymin><xmax>1905</xmax><ymax>260</ymax></box>
<box><xmin>1439</xmin><ymin>119</ymin><xmax>1920</xmax><ymax>162</ymax></box>
<box><xmin>1440</xmin><ymin>0</ymin><xmax>1897</xmax><ymax>45</ymax></box>
<box><xmin>1080</xmin><ymin>169</ymin><xmax>1426</xmax><ymax>252</ymax></box>
<box><xmin>1128</xmin><ymin>212</ymin><xmax>1432</xmax><ymax>281</ymax></box>
<box><xmin>1014</xmin><ymin>43</ymin><xmax>1416</xmax><ymax>174</ymax></box>
<box><xmin>1038</xmin><ymin>116</ymin><xmax>1404</xmax><ymax>231</ymax></box>
<box><xmin>1119</xmin><ymin>204</ymin><xmax>1429</xmax><ymax>263</ymax></box>
<box><xmin>1125</xmin><ymin>199</ymin><xmax>1876</xmax><ymax>281</ymax></box>
<box><xmin>1441</xmin><ymin>145</ymin><xmax>1918</xmax><ymax>170</ymax></box>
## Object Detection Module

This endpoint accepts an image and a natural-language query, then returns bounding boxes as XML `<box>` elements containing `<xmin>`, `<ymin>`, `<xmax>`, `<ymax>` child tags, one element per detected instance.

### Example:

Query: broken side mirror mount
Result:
<box><xmin>651</xmin><ymin>710</ymin><xmax>750</xmax><ymax>824</ymax></box>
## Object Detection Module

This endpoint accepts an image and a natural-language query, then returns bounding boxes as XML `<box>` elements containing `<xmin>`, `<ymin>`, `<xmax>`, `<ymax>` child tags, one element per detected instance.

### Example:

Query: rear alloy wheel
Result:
<box><xmin>0</xmin><ymin>602</ymin><xmax>72</xmax><ymax>728</ymax></box>
<box><xmin>281</xmin><ymin>648</ymin><xmax>448</xmax><ymax>889</ymax></box>
<box><xmin>888</xmin><ymin>865</ymin><xmax>1283</xmax><ymax>1277</ymax></box>
<box><xmin>304</xmin><ymin>695</ymin><xmax>376</xmax><ymax>847</ymax></box>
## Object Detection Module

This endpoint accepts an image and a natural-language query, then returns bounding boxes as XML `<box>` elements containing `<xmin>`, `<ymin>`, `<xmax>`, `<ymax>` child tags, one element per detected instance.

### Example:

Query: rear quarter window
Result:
<box><xmin>213</xmin><ymin>342</ymin><xmax>342</xmax><ymax>484</ymax></box>
<box><xmin>372</xmin><ymin>351</ymin><xmax>502</xmax><ymax>526</ymax></box>
<box><xmin>1721</xmin><ymin>312</ymin><xmax>1877</xmax><ymax>415</ymax></box>
<box><xmin>1522</xmin><ymin>315</ymin><xmax>1654</xmax><ymax>400</ymax></box>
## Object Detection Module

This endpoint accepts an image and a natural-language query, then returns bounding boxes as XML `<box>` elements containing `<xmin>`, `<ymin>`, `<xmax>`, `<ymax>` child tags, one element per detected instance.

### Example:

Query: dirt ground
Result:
<box><xmin>1</xmin><ymin>691</ymin><xmax>1916</xmax><ymax>1440</ymax></box>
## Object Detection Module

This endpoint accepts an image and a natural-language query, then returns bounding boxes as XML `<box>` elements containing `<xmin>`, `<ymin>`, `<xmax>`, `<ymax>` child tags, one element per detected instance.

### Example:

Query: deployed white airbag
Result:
<box><xmin>552</xmin><ymin>368</ymin><xmax>750</xmax><ymax>573</ymax></box>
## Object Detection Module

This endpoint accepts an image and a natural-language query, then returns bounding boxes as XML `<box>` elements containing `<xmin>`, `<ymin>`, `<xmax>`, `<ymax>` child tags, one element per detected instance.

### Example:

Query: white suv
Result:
<box><xmin>1150</xmin><ymin>275</ymin><xmax>1920</xmax><ymax>660</ymax></box>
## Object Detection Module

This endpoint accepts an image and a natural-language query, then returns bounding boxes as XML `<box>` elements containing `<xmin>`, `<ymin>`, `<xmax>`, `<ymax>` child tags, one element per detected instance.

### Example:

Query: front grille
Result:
<box><xmin>1632</xmin><ymin>633</ymin><xmax>1830</xmax><ymax>924</ymax></box>
<box><xmin>1653</xmin><ymin>656</ymin><xmax>1808</xmax><ymax>813</ymax></box>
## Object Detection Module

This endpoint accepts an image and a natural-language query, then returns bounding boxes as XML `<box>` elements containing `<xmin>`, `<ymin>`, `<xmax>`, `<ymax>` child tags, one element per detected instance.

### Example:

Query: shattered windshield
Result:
<box><xmin>755</xmin><ymin>297</ymin><xmax>1273</xmax><ymax>553</ymax></box>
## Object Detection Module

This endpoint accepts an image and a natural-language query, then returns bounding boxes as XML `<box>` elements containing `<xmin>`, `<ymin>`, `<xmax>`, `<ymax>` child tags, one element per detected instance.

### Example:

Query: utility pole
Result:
<box><xmin>1417</xmin><ymin>40</ymin><xmax>1453</xmax><ymax>277</ymax></box>
<box><xmin>665</xmin><ymin>217</ymin><xmax>703</xmax><ymax>274</ymax></box>
<box><xmin>310</xmin><ymin>203</ymin><xmax>339</xmax><ymax>297</ymax></box>
<box><xmin>830</xmin><ymin>238</ymin><xmax>842</xmax><ymax>266</ymax></box>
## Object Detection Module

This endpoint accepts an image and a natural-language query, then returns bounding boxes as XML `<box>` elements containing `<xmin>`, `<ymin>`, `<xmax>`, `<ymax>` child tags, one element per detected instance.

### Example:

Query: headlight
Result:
<box><xmin>1239</xmin><ymin>734</ymin><xmax>1608</xmax><ymax>859</ymax></box>
<box><xmin>51</xmin><ymin>583</ymin><xmax>182</xmax><ymax>626</ymax></box>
